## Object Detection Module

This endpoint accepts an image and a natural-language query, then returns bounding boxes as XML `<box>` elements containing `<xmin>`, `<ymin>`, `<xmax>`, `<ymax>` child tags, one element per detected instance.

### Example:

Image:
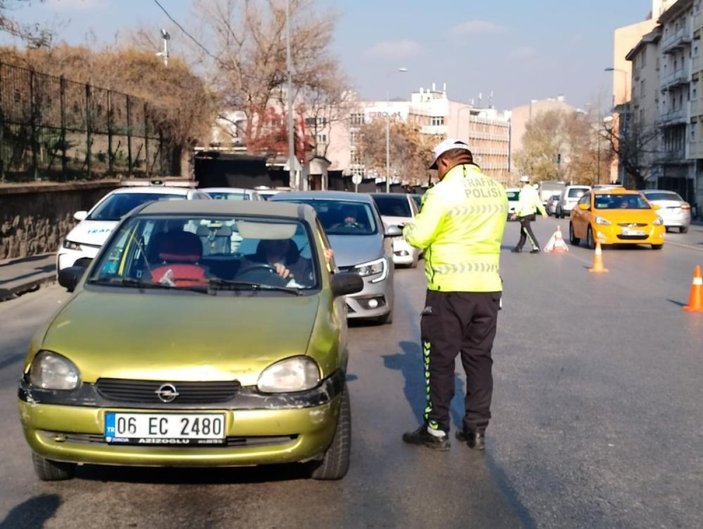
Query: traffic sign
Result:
<box><xmin>351</xmin><ymin>174</ymin><xmax>362</xmax><ymax>185</ymax></box>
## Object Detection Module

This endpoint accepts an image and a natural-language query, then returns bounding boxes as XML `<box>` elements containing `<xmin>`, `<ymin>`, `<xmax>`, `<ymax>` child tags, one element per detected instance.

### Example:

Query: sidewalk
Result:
<box><xmin>0</xmin><ymin>254</ymin><xmax>56</xmax><ymax>302</ymax></box>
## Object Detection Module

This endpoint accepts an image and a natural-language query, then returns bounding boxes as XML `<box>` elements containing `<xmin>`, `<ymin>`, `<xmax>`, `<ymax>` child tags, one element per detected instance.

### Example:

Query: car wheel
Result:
<box><xmin>569</xmin><ymin>223</ymin><xmax>580</xmax><ymax>246</ymax></box>
<box><xmin>586</xmin><ymin>226</ymin><xmax>595</xmax><ymax>250</ymax></box>
<box><xmin>680</xmin><ymin>226</ymin><xmax>688</xmax><ymax>234</ymax></box>
<box><xmin>651</xmin><ymin>244</ymin><xmax>663</xmax><ymax>250</ymax></box>
<box><xmin>32</xmin><ymin>452</ymin><xmax>76</xmax><ymax>481</ymax></box>
<box><xmin>310</xmin><ymin>385</ymin><xmax>351</xmax><ymax>481</ymax></box>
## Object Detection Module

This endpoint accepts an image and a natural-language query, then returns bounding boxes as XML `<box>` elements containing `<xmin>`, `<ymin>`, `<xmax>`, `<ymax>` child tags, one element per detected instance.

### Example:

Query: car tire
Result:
<box><xmin>586</xmin><ymin>226</ymin><xmax>595</xmax><ymax>250</ymax></box>
<box><xmin>310</xmin><ymin>385</ymin><xmax>351</xmax><ymax>481</ymax></box>
<box><xmin>651</xmin><ymin>244</ymin><xmax>663</xmax><ymax>250</ymax></box>
<box><xmin>32</xmin><ymin>452</ymin><xmax>76</xmax><ymax>481</ymax></box>
<box><xmin>569</xmin><ymin>223</ymin><xmax>580</xmax><ymax>246</ymax></box>
<box><xmin>680</xmin><ymin>226</ymin><xmax>688</xmax><ymax>234</ymax></box>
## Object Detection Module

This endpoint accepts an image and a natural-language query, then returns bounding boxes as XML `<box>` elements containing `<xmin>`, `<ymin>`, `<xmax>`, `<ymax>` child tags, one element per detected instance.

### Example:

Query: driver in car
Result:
<box><xmin>244</xmin><ymin>238</ymin><xmax>314</xmax><ymax>286</ymax></box>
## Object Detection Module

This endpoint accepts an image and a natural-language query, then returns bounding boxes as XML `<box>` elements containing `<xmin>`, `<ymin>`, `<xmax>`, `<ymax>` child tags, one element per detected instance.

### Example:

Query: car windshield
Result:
<box><xmin>88</xmin><ymin>214</ymin><xmax>318</xmax><ymax>291</ymax></box>
<box><xmin>277</xmin><ymin>199</ymin><xmax>378</xmax><ymax>235</ymax></box>
<box><xmin>506</xmin><ymin>190</ymin><xmax>520</xmax><ymax>201</ymax></box>
<box><xmin>412</xmin><ymin>194</ymin><xmax>423</xmax><ymax>209</ymax></box>
<box><xmin>594</xmin><ymin>194</ymin><xmax>651</xmax><ymax>210</ymax></box>
<box><xmin>206</xmin><ymin>191</ymin><xmax>252</xmax><ymax>201</ymax></box>
<box><xmin>568</xmin><ymin>188</ymin><xmax>587</xmax><ymax>198</ymax></box>
<box><xmin>88</xmin><ymin>193</ymin><xmax>185</xmax><ymax>221</ymax></box>
<box><xmin>645</xmin><ymin>191</ymin><xmax>683</xmax><ymax>201</ymax></box>
<box><xmin>372</xmin><ymin>195</ymin><xmax>412</xmax><ymax>217</ymax></box>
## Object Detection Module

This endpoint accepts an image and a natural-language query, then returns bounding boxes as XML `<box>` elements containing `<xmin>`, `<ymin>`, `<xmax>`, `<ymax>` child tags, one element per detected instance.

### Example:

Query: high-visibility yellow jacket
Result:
<box><xmin>515</xmin><ymin>183</ymin><xmax>547</xmax><ymax>217</ymax></box>
<box><xmin>403</xmin><ymin>164</ymin><xmax>508</xmax><ymax>292</ymax></box>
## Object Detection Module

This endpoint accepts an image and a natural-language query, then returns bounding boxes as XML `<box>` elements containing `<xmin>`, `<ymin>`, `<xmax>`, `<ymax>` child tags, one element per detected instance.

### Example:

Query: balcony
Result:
<box><xmin>661</xmin><ymin>68</ymin><xmax>690</xmax><ymax>89</ymax></box>
<box><xmin>689</xmin><ymin>140</ymin><xmax>703</xmax><ymax>159</ymax></box>
<box><xmin>661</xmin><ymin>29</ymin><xmax>692</xmax><ymax>54</ymax></box>
<box><xmin>659</xmin><ymin>108</ymin><xmax>688</xmax><ymax>125</ymax></box>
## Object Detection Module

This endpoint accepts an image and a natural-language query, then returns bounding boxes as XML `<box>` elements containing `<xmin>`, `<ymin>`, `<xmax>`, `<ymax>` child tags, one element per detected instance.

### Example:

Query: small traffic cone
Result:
<box><xmin>588</xmin><ymin>241</ymin><xmax>608</xmax><ymax>273</ymax></box>
<box><xmin>544</xmin><ymin>226</ymin><xmax>569</xmax><ymax>253</ymax></box>
<box><xmin>682</xmin><ymin>265</ymin><xmax>703</xmax><ymax>313</ymax></box>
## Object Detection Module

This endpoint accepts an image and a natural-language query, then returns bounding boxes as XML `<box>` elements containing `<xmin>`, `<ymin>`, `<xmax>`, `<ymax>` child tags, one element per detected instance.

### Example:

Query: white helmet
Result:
<box><xmin>519</xmin><ymin>175</ymin><xmax>530</xmax><ymax>183</ymax></box>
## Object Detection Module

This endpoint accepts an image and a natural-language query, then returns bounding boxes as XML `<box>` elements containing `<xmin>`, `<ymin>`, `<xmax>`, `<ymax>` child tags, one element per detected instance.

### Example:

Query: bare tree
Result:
<box><xmin>0</xmin><ymin>0</ymin><xmax>53</xmax><ymax>47</ymax></box>
<box><xmin>191</xmin><ymin>0</ymin><xmax>349</xmax><ymax>157</ymax></box>
<box><xmin>601</xmin><ymin>115</ymin><xmax>660</xmax><ymax>189</ymax></box>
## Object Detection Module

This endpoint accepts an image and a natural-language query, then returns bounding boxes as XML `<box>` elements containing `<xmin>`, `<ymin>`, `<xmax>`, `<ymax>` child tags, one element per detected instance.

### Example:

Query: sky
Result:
<box><xmin>4</xmin><ymin>0</ymin><xmax>656</xmax><ymax>111</ymax></box>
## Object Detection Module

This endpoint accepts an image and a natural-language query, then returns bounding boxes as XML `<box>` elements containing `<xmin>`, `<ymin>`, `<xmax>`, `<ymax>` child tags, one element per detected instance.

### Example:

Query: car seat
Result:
<box><xmin>149</xmin><ymin>231</ymin><xmax>207</xmax><ymax>286</ymax></box>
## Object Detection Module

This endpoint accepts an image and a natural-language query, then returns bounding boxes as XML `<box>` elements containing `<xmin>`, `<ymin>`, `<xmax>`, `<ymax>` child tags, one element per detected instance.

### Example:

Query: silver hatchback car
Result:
<box><xmin>272</xmin><ymin>191</ymin><xmax>397</xmax><ymax>323</ymax></box>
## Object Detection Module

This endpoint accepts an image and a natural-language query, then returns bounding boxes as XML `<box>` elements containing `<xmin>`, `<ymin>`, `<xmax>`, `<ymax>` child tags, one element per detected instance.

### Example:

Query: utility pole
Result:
<box><xmin>157</xmin><ymin>29</ymin><xmax>170</xmax><ymax>67</ymax></box>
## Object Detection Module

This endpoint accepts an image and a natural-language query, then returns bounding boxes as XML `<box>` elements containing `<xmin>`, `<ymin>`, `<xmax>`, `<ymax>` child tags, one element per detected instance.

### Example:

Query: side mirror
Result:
<box><xmin>578</xmin><ymin>203</ymin><xmax>589</xmax><ymax>211</ymax></box>
<box><xmin>384</xmin><ymin>225</ymin><xmax>402</xmax><ymax>238</ymax></box>
<box><xmin>74</xmin><ymin>211</ymin><xmax>88</xmax><ymax>222</ymax></box>
<box><xmin>57</xmin><ymin>264</ymin><xmax>88</xmax><ymax>292</ymax></box>
<box><xmin>331</xmin><ymin>272</ymin><xmax>364</xmax><ymax>297</ymax></box>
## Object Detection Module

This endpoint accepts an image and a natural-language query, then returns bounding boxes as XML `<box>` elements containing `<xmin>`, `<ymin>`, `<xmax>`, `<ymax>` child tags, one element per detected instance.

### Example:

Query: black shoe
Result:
<box><xmin>455</xmin><ymin>430</ymin><xmax>486</xmax><ymax>450</ymax></box>
<box><xmin>402</xmin><ymin>425</ymin><xmax>450</xmax><ymax>451</ymax></box>
<box><xmin>530</xmin><ymin>248</ymin><xmax>540</xmax><ymax>254</ymax></box>
<box><xmin>510</xmin><ymin>248</ymin><xmax>521</xmax><ymax>253</ymax></box>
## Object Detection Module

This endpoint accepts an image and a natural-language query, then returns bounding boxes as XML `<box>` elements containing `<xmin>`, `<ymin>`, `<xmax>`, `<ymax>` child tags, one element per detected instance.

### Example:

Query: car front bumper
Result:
<box><xmin>18</xmin><ymin>374</ymin><xmax>344</xmax><ymax>467</ymax></box>
<box><xmin>592</xmin><ymin>224</ymin><xmax>666</xmax><ymax>245</ymax></box>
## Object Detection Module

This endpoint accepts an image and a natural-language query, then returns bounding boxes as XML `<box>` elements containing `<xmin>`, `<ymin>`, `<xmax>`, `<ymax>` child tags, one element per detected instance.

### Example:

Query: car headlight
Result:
<box><xmin>653</xmin><ymin>216</ymin><xmax>664</xmax><ymax>225</ymax></box>
<box><xmin>29</xmin><ymin>351</ymin><xmax>80</xmax><ymax>390</ymax></box>
<box><xmin>355</xmin><ymin>257</ymin><xmax>388</xmax><ymax>283</ymax></box>
<box><xmin>594</xmin><ymin>216</ymin><xmax>611</xmax><ymax>226</ymax></box>
<box><xmin>257</xmin><ymin>356</ymin><xmax>320</xmax><ymax>393</ymax></box>
<box><xmin>62</xmin><ymin>239</ymin><xmax>82</xmax><ymax>251</ymax></box>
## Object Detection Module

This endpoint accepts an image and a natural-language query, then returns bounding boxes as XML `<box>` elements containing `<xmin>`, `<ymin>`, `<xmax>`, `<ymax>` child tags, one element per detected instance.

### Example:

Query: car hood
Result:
<box><xmin>41</xmin><ymin>291</ymin><xmax>320</xmax><ymax>386</ymax></box>
<box><xmin>381</xmin><ymin>215</ymin><xmax>412</xmax><ymax>228</ymax></box>
<box><xmin>66</xmin><ymin>220</ymin><xmax>119</xmax><ymax>246</ymax></box>
<box><xmin>595</xmin><ymin>209</ymin><xmax>659</xmax><ymax>223</ymax></box>
<box><xmin>327</xmin><ymin>234</ymin><xmax>384</xmax><ymax>267</ymax></box>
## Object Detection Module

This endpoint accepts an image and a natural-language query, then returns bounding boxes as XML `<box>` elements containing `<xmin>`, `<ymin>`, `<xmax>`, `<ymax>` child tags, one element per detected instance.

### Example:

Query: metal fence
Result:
<box><xmin>0</xmin><ymin>61</ymin><xmax>178</xmax><ymax>183</ymax></box>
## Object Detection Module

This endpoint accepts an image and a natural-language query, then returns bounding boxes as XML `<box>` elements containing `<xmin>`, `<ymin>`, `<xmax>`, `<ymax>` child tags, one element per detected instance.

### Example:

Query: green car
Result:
<box><xmin>18</xmin><ymin>200</ymin><xmax>362</xmax><ymax>481</ymax></box>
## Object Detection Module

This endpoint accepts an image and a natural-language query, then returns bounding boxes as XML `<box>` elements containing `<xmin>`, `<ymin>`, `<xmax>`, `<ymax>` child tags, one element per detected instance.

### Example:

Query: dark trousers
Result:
<box><xmin>420</xmin><ymin>290</ymin><xmax>500</xmax><ymax>434</ymax></box>
<box><xmin>515</xmin><ymin>214</ymin><xmax>539</xmax><ymax>250</ymax></box>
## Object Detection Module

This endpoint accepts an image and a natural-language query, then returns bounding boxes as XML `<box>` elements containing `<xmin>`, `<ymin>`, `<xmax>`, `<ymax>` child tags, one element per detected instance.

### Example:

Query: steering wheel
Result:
<box><xmin>236</xmin><ymin>263</ymin><xmax>288</xmax><ymax>286</ymax></box>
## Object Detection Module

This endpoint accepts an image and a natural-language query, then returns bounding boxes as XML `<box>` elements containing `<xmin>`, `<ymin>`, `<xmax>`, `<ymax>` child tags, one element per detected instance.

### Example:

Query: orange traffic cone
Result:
<box><xmin>544</xmin><ymin>226</ymin><xmax>569</xmax><ymax>253</ymax></box>
<box><xmin>588</xmin><ymin>241</ymin><xmax>608</xmax><ymax>273</ymax></box>
<box><xmin>682</xmin><ymin>265</ymin><xmax>703</xmax><ymax>312</ymax></box>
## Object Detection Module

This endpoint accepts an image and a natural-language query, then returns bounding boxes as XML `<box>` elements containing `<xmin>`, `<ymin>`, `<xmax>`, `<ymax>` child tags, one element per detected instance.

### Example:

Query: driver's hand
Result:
<box><xmin>273</xmin><ymin>262</ymin><xmax>292</xmax><ymax>279</ymax></box>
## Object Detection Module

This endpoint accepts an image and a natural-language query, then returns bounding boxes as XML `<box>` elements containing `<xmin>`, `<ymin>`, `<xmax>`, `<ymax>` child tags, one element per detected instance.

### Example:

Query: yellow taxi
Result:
<box><xmin>569</xmin><ymin>187</ymin><xmax>665</xmax><ymax>250</ymax></box>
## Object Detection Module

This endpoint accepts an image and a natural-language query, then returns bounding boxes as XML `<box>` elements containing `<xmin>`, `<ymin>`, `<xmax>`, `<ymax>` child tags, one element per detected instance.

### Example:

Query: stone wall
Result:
<box><xmin>0</xmin><ymin>181</ymin><xmax>120</xmax><ymax>260</ymax></box>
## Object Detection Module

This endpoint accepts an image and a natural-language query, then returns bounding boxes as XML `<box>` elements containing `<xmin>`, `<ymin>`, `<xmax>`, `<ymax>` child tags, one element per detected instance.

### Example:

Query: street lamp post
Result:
<box><xmin>385</xmin><ymin>67</ymin><xmax>408</xmax><ymax>193</ymax></box>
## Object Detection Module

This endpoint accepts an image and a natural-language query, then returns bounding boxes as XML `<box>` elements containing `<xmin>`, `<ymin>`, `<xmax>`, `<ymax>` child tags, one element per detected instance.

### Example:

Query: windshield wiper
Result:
<box><xmin>208</xmin><ymin>278</ymin><xmax>301</xmax><ymax>295</ymax></box>
<box><xmin>88</xmin><ymin>277</ymin><xmax>208</xmax><ymax>294</ymax></box>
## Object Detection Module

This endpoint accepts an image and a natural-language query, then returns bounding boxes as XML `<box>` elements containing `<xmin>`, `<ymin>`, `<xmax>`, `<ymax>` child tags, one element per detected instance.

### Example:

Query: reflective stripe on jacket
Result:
<box><xmin>516</xmin><ymin>183</ymin><xmax>547</xmax><ymax>217</ymax></box>
<box><xmin>402</xmin><ymin>164</ymin><xmax>507</xmax><ymax>292</ymax></box>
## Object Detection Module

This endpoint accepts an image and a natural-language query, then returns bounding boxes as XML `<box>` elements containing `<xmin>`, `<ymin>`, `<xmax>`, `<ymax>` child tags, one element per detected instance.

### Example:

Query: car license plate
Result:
<box><xmin>104</xmin><ymin>412</ymin><xmax>226</xmax><ymax>445</ymax></box>
<box><xmin>622</xmin><ymin>228</ymin><xmax>645</xmax><ymax>236</ymax></box>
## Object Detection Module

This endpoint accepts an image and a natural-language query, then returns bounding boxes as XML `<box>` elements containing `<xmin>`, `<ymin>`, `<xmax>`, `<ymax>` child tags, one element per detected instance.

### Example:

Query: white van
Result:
<box><xmin>555</xmin><ymin>185</ymin><xmax>591</xmax><ymax>218</ymax></box>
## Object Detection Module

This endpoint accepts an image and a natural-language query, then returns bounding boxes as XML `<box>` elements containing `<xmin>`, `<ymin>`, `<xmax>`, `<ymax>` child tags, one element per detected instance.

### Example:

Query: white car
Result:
<box><xmin>370</xmin><ymin>193</ymin><xmax>420</xmax><ymax>268</ymax></box>
<box><xmin>57</xmin><ymin>183</ymin><xmax>211</xmax><ymax>289</ymax></box>
<box><xmin>201</xmin><ymin>187</ymin><xmax>263</xmax><ymax>201</ymax></box>
<box><xmin>506</xmin><ymin>188</ymin><xmax>520</xmax><ymax>220</ymax></box>
<box><xmin>641</xmin><ymin>189</ymin><xmax>692</xmax><ymax>233</ymax></box>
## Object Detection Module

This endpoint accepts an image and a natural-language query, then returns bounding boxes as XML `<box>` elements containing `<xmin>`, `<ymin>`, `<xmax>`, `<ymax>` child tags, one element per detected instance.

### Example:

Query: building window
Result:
<box><xmin>430</xmin><ymin>116</ymin><xmax>445</xmax><ymax>126</ymax></box>
<box><xmin>317</xmin><ymin>133</ymin><xmax>328</xmax><ymax>145</ymax></box>
<box><xmin>350</xmin><ymin>113</ymin><xmax>364</xmax><ymax>126</ymax></box>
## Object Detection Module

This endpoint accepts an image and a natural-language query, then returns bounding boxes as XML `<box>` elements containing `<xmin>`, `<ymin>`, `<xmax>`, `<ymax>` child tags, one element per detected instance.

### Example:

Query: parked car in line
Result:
<box><xmin>640</xmin><ymin>189</ymin><xmax>691</xmax><ymax>233</ymax></box>
<box><xmin>569</xmin><ymin>188</ymin><xmax>665</xmax><ymax>250</ymax></box>
<box><xmin>555</xmin><ymin>185</ymin><xmax>591</xmax><ymax>218</ymax></box>
<box><xmin>272</xmin><ymin>191</ymin><xmax>398</xmax><ymax>324</ymax></box>
<box><xmin>537</xmin><ymin>180</ymin><xmax>566</xmax><ymax>206</ymax></box>
<box><xmin>255</xmin><ymin>186</ymin><xmax>291</xmax><ymax>200</ymax></box>
<box><xmin>546</xmin><ymin>193</ymin><xmax>561</xmax><ymax>216</ymax></box>
<box><xmin>505</xmin><ymin>188</ymin><xmax>520</xmax><ymax>220</ymax></box>
<box><xmin>369</xmin><ymin>193</ymin><xmax>420</xmax><ymax>268</ymax></box>
<box><xmin>56</xmin><ymin>181</ymin><xmax>211</xmax><ymax>290</ymax></box>
<box><xmin>201</xmin><ymin>187</ymin><xmax>263</xmax><ymax>201</ymax></box>
<box><xmin>21</xmin><ymin>200</ymin><xmax>363</xmax><ymax>482</ymax></box>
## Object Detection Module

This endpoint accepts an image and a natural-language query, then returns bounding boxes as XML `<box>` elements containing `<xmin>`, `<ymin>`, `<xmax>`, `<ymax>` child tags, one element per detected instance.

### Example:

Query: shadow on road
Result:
<box><xmin>0</xmin><ymin>494</ymin><xmax>61</xmax><ymax>529</ymax></box>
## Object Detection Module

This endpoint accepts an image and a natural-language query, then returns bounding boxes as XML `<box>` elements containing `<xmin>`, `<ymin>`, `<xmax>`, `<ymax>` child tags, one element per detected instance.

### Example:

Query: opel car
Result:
<box><xmin>19</xmin><ymin>200</ymin><xmax>363</xmax><ymax>481</ymax></box>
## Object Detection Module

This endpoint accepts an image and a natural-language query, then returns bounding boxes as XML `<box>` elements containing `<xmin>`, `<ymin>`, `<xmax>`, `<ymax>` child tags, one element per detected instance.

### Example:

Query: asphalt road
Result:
<box><xmin>1</xmin><ymin>217</ymin><xmax>702</xmax><ymax>529</ymax></box>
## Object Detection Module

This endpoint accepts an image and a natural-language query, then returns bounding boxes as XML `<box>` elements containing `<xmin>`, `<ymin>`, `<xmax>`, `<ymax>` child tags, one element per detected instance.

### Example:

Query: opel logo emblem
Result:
<box><xmin>155</xmin><ymin>383</ymin><xmax>179</xmax><ymax>403</ymax></box>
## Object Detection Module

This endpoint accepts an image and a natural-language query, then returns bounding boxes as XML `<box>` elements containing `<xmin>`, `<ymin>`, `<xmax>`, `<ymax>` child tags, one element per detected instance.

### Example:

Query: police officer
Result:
<box><xmin>511</xmin><ymin>175</ymin><xmax>547</xmax><ymax>253</ymax></box>
<box><xmin>401</xmin><ymin>139</ymin><xmax>508</xmax><ymax>451</ymax></box>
